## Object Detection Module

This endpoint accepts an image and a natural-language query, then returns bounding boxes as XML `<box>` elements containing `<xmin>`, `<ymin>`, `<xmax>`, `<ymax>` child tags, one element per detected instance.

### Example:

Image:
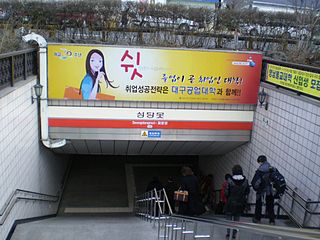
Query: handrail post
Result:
<box><xmin>193</xmin><ymin>221</ymin><xmax>198</xmax><ymax>239</ymax></box>
<box><xmin>158</xmin><ymin>214</ymin><xmax>161</xmax><ymax>240</ymax></box>
<box><xmin>149</xmin><ymin>191</ymin><xmax>151</xmax><ymax>221</ymax></box>
<box><xmin>161</xmin><ymin>191</ymin><xmax>166</xmax><ymax>216</ymax></box>
<box><xmin>24</xmin><ymin>53</ymin><xmax>27</xmax><ymax>80</ymax></box>
<box><xmin>10</xmin><ymin>56</ymin><xmax>14</xmax><ymax>87</ymax></box>
<box><xmin>163</xmin><ymin>215</ymin><xmax>167</xmax><ymax>240</ymax></box>
<box><xmin>152</xmin><ymin>190</ymin><xmax>156</xmax><ymax>223</ymax></box>
<box><xmin>302</xmin><ymin>199</ymin><xmax>311</xmax><ymax>227</ymax></box>
<box><xmin>277</xmin><ymin>203</ymin><xmax>281</xmax><ymax>219</ymax></box>
<box><xmin>290</xmin><ymin>188</ymin><xmax>297</xmax><ymax>214</ymax></box>
<box><xmin>144</xmin><ymin>192</ymin><xmax>147</xmax><ymax>221</ymax></box>
<box><xmin>163</xmin><ymin>188</ymin><xmax>173</xmax><ymax>215</ymax></box>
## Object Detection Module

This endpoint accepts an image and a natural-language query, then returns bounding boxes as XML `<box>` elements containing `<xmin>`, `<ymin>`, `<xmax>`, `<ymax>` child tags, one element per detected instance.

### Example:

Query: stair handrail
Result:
<box><xmin>135</xmin><ymin>188</ymin><xmax>173</xmax><ymax>222</ymax></box>
<box><xmin>277</xmin><ymin>186</ymin><xmax>320</xmax><ymax>228</ymax></box>
<box><xmin>159</xmin><ymin>214</ymin><xmax>320</xmax><ymax>240</ymax></box>
<box><xmin>213</xmin><ymin>184</ymin><xmax>320</xmax><ymax>228</ymax></box>
<box><xmin>0</xmin><ymin>190</ymin><xmax>59</xmax><ymax>225</ymax></box>
<box><xmin>274</xmin><ymin>202</ymin><xmax>303</xmax><ymax>228</ymax></box>
<box><xmin>0</xmin><ymin>189</ymin><xmax>58</xmax><ymax>217</ymax></box>
<box><xmin>278</xmin><ymin>192</ymin><xmax>320</xmax><ymax>215</ymax></box>
<box><xmin>56</xmin><ymin>159</ymin><xmax>73</xmax><ymax>212</ymax></box>
<box><xmin>214</xmin><ymin>185</ymin><xmax>320</xmax><ymax>207</ymax></box>
<box><xmin>286</xmin><ymin>185</ymin><xmax>320</xmax><ymax>205</ymax></box>
<box><xmin>162</xmin><ymin>189</ymin><xmax>173</xmax><ymax>215</ymax></box>
<box><xmin>0</xmin><ymin>159</ymin><xmax>73</xmax><ymax>226</ymax></box>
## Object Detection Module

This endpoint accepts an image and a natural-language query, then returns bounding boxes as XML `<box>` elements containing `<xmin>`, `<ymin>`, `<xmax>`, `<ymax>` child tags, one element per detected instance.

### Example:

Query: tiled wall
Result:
<box><xmin>0</xmin><ymin>78</ymin><xmax>69</xmax><ymax>239</ymax></box>
<box><xmin>199</xmin><ymin>84</ymin><xmax>320</xmax><ymax>226</ymax></box>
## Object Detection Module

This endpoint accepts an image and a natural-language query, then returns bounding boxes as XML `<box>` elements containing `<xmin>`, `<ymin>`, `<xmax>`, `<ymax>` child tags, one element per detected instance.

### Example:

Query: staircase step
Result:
<box><xmin>194</xmin><ymin>235</ymin><xmax>211</xmax><ymax>238</ymax></box>
<box><xmin>165</xmin><ymin>224</ymin><xmax>177</xmax><ymax>227</ymax></box>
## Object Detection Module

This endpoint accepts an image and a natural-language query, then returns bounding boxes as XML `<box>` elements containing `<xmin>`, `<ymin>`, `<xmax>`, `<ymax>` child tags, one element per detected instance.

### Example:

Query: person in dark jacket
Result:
<box><xmin>178</xmin><ymin>166</ymin><xmax>205</xmax><ymax>216</ymax></box>
<box><xmin>225</xmin><ymin>165</ymin><xmax>250</xmax><ymax>239</ymax></box>
<box><xmin>164</xmin><ymin>177</ymin><xmax>178</xmax><ymax>213</ymax></box>
<box><xmin>146</xmin><ymin>176</ymin><xmax>163</xmax><ymax>192</ymax></box>
<box><xmin>252</xmin><ymin>155</ymin><xmax>275</xmax><ymax>225</ymax></box>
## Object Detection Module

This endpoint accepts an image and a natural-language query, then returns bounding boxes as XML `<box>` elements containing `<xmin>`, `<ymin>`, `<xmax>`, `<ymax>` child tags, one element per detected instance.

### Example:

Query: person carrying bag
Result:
<box><xmin>174</xmin><ymin>188</ymin><xmax>189</xmax><ymax>202</ymax></box>
<box><xmin>178</xmin><ymin>166</ymin><xmax>205</xmax><ymax>216</ymax></box>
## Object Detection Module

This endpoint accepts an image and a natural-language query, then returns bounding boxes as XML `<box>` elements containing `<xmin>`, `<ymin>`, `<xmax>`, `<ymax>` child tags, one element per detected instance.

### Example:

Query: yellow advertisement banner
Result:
<box><xmin>48</xmin><ymin>44</ymin><xmax>262</xmax><ymax>104</ymax></box>
<box><xmin>266</xmin><ymin>64</ymin><xmax>320</xmax><ymax>99</ymax></box>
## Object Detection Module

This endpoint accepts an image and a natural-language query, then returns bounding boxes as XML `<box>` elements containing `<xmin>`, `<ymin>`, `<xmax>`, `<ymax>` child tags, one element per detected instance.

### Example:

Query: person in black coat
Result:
<box><xmin>178</xmin><ymin>166</ymin><xmax>205</xmax><ymax>216</ymax></box>
<box><xmin>224</xmin><ymin>165</ymin><xmax>250</xmax><ymax>239</ymax></box>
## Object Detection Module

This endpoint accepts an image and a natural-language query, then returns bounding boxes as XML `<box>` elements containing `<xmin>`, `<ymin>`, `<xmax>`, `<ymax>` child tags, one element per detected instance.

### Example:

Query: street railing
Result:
<box><xmin>0</xmin><ymin>49</ymin><xmax>37</xmax><ymax>90</ymax></box>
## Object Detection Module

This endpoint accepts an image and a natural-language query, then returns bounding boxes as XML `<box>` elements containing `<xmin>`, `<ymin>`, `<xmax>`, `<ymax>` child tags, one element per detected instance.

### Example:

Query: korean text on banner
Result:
<box><xmin>266</xmin><ymin>64</ymin><xmax>320</xmax><ymax>99</ymax></box>
<box><xmin>48</xmin><ymin>45</ymin><xmax>262</xmax><ymax>104</ymax></box>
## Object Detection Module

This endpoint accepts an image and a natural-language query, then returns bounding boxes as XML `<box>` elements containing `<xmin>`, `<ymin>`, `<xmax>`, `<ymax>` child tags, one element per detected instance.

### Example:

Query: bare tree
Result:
<box><xmin>0</xmin><ymin>0</ymin><xmax>318</xmax><ymax>65</ymax></box>
<box><xmin>224</xmin><ymin>0</ymin><xmax>251</xmax><ymax>10</ymax></box>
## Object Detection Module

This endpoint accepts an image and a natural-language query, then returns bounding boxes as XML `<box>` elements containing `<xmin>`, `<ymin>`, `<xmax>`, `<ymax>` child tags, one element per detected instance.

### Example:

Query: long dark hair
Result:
<box><xmin>81</xmin><ymin>49</ymin><xmax>117</xmax><ymax>92</ymax></box>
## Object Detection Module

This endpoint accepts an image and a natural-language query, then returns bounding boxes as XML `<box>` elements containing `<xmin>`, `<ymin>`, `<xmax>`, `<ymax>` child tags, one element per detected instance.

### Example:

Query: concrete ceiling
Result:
<box><xmin>52</xmin><ymin>140</ymin><xmax>246</xmax><ymax>155</ymax></box>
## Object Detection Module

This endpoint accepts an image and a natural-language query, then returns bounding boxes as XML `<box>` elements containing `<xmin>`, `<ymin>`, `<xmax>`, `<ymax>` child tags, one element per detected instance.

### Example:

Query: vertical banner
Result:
<box><xmin>48</xmin><ymin>44</ymin><xmax>262</xmax><ymax>104</ymax></box>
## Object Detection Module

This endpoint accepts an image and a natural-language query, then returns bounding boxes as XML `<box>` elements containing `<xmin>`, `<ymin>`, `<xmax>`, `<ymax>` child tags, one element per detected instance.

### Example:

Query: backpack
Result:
<box><xmin>251</xmin><ymin>167</ymin><xmax>286</xmax><ymax>198</ymax></box>
<box><xmin>269</xmin><ymin>167</ymin><xmax>287</xmax><ymax>199</ymax></box>
<box><xmin>251</xmin><ymin>170</ymin><xmax>266</xmax><ymax>192</ymax></box>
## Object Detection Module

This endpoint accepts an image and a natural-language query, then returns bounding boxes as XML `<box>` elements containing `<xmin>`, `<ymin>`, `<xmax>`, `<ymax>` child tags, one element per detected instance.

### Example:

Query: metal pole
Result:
<box><xmin>164</xmin><ymin>216</ymin><xmax>168</xmax><ymax>240</ymax></box>
<box><xmin>10</xmin><ymin>56</ymin><xmax>14</xmax><ymax>87</ymax></box>
<box><xmin>193</xmin><ymin>222</ymin><xmax>198</xmax><ymax>239</ymax></box>
<box><xmin>158</xmin><ymin>215</ymin><xmax>161</xmax><ymax>240</ymax></box>
<box><xmin>290</xmin><ymin>190</ymin><xmax>296</xmax><ymax>214</ymax></box>
<box><xmin>24</xmin><ymin>53</ymin><xmax>27</xmax><ymax>80</ymax></box>
<box><xmin>302</xmin><ymin>199</ymin><xmax>311</xmax><ymax>227</ymax></box>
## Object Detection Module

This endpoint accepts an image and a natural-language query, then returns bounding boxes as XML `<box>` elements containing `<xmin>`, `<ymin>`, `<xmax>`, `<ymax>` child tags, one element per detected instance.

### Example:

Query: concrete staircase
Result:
<box><xmin>58</xmin><ymin>155</ymin><xmax>197</xmax><ymax>214</ymax></box>
<box><xmin>11</xmin><ymin>214</ymin><xmax>158</xmax><ymax>240</ymax></box>
<box><xmin>59</xmin><ymin>156</ymin><xmax>130</xmax><ymax>214</ymax></box>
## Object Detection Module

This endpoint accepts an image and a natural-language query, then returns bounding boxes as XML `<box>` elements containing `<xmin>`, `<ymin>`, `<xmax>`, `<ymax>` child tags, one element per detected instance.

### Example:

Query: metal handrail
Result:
<box><xmin>159</xmin><ymin>214</ymin><xmax>320</xmax><ymax>240</ymax></box>
<box><xmin>214</xmin><ymin>185</ymin><xmax>320</xmax><ymax>214</ymax></box>
<box><xmin>213</xmin><ymin>184</ymin><xmax>320</xmax><ymax>228</ymax></box>
<box><xmin>215</xmin><ymin>185</ymin><xmax>320</xmax><ymax>206</ymax></box>
<box><xmin>276</xmin><ymin>203</ymin><xmax>303</xmax><ymax>228</ymax></box>
<box><xmin>162</xmin><ymin>189</ymin><xmax>173</xmax><ymax>215</ymax></box>
<box><xmin>0</xmin><ymin>160</ymin><xmax>72</xmax><ymax>227</ymax></box>
<box><xmin>0</xmin><ymin>190</ymin><xmax>59</xmax><ymax>225</ymax></box>
<box><xmin>135</xmin><ymin>188</ymin><xmax>173</xmax><ymax>223</ymax></box>
<box><xmin>0</xmin><ymin>189</ymin><xmax>58</xmax><ymax>217</ymax></box>
<box><xmin>135</xmin><ymin>186</ymin><xmax>320</xmax><ymax>237</ymax></box>
<box><xmin>278</xmin><ymin>187</ymin><xmax>320</xmax><ymax>228</ymax></box>
<box><xmin>281</xmin><ymin>192</ymin><xmax>320</xmax><ymax>215</ymax></box>
<box><xmin>134</xmin><ymin>188</ymin><xmax>320</xmax><ymax>238</ymax></box>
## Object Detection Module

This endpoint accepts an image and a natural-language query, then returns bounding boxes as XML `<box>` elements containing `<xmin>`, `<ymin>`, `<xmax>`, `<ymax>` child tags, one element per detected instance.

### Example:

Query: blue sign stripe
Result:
<box><xmin>148</xmin><ymin>130</ymin><xmax>161</xmax><ymax>138</ymax></box>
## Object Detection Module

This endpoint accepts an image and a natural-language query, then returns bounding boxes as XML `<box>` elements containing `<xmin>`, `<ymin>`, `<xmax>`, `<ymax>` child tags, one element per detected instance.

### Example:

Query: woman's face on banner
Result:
<box><xmin>90</xmin><ymin>52</ymin><xmax>103</xmax><ymax>73</ymax></box>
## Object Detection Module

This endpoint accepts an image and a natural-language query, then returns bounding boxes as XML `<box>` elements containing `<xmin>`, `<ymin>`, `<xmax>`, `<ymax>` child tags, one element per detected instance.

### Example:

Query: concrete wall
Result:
<box><xmin>0</xmin><ymin>78</ymin><xmax>69</xmax><ymax>239</ymax></box>
<box><xmin>199</xmin><ymin>83</ymin><xmax>320</xmax><ymax>225</ymax></box>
